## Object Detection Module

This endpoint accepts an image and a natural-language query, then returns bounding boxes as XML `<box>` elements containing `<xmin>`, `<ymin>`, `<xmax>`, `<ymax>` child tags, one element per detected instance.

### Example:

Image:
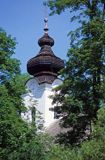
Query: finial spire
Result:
<box><xmin>44</xmin><ymin>18</ymin><xmax>48</xmax><ymax>33</ymax></box>
<box><xmin>44</xmin><ymin>1</ymin><xmax>48</xmax><ymax>33</ymax></box>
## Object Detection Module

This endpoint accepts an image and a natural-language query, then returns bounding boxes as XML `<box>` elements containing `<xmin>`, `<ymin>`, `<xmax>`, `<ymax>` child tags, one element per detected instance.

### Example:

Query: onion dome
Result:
<box><xmin>27</xmin><ymin>18</ymin><xmax>64</xmax><ymax>84</ymax></box>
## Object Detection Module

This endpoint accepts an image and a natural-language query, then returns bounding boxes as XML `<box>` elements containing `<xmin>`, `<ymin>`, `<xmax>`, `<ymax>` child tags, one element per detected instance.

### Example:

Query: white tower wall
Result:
<box><xmin>22</xmin><ymin>77</ymin><xmax>62</xmax><ymax>128</ymax></box>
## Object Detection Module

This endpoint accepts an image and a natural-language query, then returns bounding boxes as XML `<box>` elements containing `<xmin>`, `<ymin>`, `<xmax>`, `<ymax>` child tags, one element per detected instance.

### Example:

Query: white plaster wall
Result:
<box><xmin>22</xmin><ymin>77</ymin><xmax>63</xmax><ymax>128</ymax></box>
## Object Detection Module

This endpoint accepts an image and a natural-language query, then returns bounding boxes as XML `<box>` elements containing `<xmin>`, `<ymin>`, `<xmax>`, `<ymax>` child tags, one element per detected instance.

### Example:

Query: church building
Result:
<box><xmin>22</xmin><ymin>18</ymin><xmax>64</xmax><ymax>130</ymax></box>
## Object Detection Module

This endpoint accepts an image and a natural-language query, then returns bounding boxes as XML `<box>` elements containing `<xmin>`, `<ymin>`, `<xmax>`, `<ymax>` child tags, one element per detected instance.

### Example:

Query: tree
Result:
<box><xmin>0</xmin><ymin>28</ymin><xmax>28</xmax><ymax>158</ymax></box>
<box><xmin>47</xmin><ymin>0</ymin><xmax>105</xmax><ymax>145</ymax></box>
<box><xmin>0</xmin><ymin>29</ymin><xmax>49</xmax><ymax>160</ymax></box>
<box><xmin>0</xmin><ymin>28</ymin><xmax>20</xmax><ymax>80</ymax></box>
<box><xmin>80</xmin><ymin>107</ymin><xmax>105</xmax><ymax>160</ymax></box>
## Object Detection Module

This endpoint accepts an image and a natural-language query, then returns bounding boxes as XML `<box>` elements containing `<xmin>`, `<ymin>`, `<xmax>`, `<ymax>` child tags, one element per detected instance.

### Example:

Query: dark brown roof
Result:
<box><xmin>27</xmin><ymin>32</ymin><xmax>64</xmax><ymax>84</ymax></box>
<box><xmin>38</xmin><ymin>33</ymin><xmax>54</xmax><ymax>47</ymax></box>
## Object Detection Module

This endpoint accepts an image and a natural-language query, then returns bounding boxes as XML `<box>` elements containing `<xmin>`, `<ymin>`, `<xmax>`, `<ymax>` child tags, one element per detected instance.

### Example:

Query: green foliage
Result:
<box><xmin>48</xmin><ymin>0</ymin><xmax>105</xmax><ymax>145</ymax></box>
<box><xmin>46</xmin><ymin>145</ymin><xmax>81</xmax><ymax>160</ymax></box>
<box><xmin>80</xmin><ymin>107</ymin><xmax>105</xmax><ymax>160</ymax></box>
<box><xmin>46</xmin><ymin>107</ymin><xmax>105</xmax><ymax>160</ymax></box>
<box><xmin>0</xmin><ymin>29</ymin><xmax>49</xmax><ymax>160</ymax></box>
<box><xmin>5</xmin><ymin>133</ymin><xmax>51</xmax><ymax>160</ymax></box>
<box><xmin>0</xmin><ymin>83</ymin><xmax>28</xmax><ymax>159</ymax></box>
<box><xmin>0</xmin><ymin>28</ymin><xmax>20</xmax><ymax>80</ymax></box>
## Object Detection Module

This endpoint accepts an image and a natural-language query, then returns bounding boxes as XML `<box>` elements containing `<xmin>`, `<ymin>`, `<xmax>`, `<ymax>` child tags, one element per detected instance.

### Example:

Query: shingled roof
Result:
<box><xmin>27</xmin><ymin>19</ymin><xmax>64</xmax><ymax>84</ymax></box>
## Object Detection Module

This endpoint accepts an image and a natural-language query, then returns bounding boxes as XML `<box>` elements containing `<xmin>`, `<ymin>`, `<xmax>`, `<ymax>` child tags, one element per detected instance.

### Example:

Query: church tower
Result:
<box><xmin>23</xmin><ymin>19</ymin><xmax>64</xmax><ymax>129</ymax></box>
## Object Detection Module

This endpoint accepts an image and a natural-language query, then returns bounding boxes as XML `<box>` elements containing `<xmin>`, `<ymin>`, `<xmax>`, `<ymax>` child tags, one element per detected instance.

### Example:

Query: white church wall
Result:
<box><xmin>22</xmin><ymin>77</ymin><xmax>63</xmax><ymax>129</ymax></box>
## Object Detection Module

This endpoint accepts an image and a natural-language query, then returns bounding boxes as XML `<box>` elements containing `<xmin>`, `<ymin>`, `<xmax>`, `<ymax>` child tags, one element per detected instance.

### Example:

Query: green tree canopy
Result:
<box><xmin>47</xmin><ymin>0</ymin><xmax>105</xmax><ymax>145</ymax></box>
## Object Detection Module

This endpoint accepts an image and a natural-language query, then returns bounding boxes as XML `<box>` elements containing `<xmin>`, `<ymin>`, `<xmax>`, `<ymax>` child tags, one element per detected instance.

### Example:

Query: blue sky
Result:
<box><xmin>0</xmin><ymin>0</ymin><xmax>76</xmax><ymax>73</ymax></box>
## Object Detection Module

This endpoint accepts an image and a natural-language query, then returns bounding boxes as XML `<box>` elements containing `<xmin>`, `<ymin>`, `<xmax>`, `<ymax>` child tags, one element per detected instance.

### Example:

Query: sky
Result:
<box><xmin>0</xmin><ymin>0</ymin><xmax>76</xmax><ymax>73</ymax></box>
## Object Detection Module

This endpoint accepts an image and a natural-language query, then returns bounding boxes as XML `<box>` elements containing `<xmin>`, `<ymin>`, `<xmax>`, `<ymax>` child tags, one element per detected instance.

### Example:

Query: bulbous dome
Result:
<box><xmin>38</xmin><ymin>33</ymin><xmax>54</xmax><ymax>47</ymax></box>
<box><xmin>27</xmin><ymin>49</ymin><xmax>64</xmax><ymax>76</ymax></box>
<box><xmin>27</xmin><ymin>19</ymin><xmax>64</xmax><ymax>84</ymax></box>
